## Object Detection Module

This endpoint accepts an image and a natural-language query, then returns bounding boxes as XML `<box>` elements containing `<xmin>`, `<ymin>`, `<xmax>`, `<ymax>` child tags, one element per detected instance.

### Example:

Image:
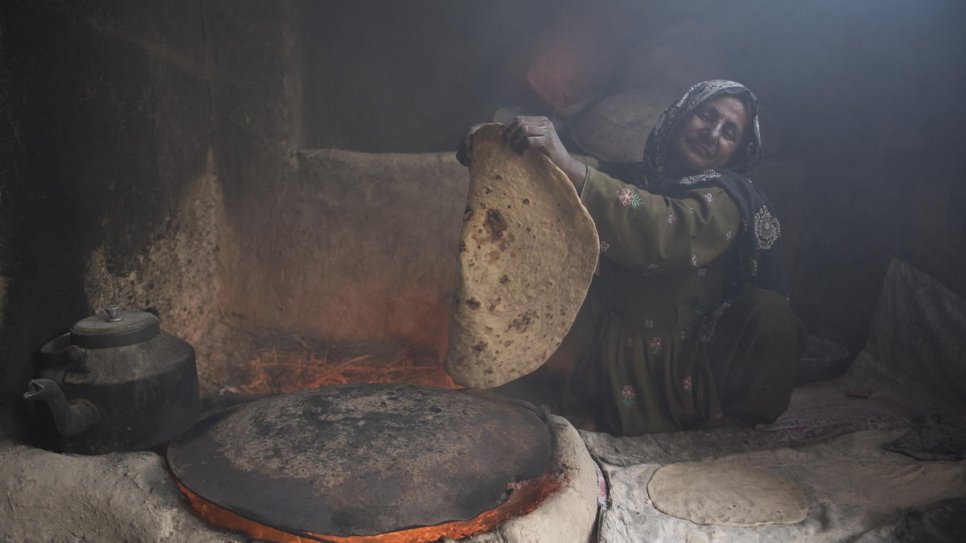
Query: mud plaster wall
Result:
<box><xmin>0</xmin><ymin>0</ymin><xmax>510</xmax><ymax>434</ymax></box>
<box><xmin>200</xmin><ymin>1</ymin><xmax>473</xmax><ymax>395</ymax></box>
<box><xmin>298</xmin><ymin>0</ymin><xmax>563</xmax><ymax>153</ymax></box>
<box><xmin>2</xmin><ymin>0</ymin><xmax>966</xmax><ymax>436</ymax></box>
<box><xmin>0</xmin><ymin>0</ymin><xmax>212</xmax><ymax>436</ymax></box>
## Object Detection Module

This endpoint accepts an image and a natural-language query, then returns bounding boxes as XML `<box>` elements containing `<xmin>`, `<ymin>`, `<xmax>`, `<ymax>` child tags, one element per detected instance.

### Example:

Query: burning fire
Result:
<box><xmin>222</xmin><ymin>348</ymin><xmax>458</xmax><ymax>396</ymax></box>
<box><xmin>177</xmin><ymin>470</ymin><xmax>562</xmax><ymax>543</ymax></box>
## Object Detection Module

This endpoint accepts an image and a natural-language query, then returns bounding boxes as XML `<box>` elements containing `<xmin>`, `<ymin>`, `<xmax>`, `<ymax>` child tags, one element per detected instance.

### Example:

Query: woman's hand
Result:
<box><xmin>501</xmin><ymin>116</ymin><xmax>568</xmax><ymax>163</ymax></box>
<box><xmin>456</xmin><ymin>123</ymin><xmax>487</xmax><ymax>167</ymax></box>
<box><xmin>456</xmin><ymin>117</ymin><xmax>588</xmax><ymax>193</ymax></box>
<box><xmin>501</xmin><ymin>116</ymin><xmax>587</xmax><ymax>192</ymax></box>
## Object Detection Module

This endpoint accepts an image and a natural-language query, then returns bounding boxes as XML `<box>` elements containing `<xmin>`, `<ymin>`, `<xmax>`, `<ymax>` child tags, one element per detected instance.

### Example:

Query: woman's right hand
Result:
<box><xmin>456</xmin><ymin>123</ymin><xmax>487</xmax><ymax>167</ymax></box>
<box><xmin>456</xmin><ymin>118</ymin><xmax>587</xmax><ymax>192</ymax></box>
<box><xmin>501</xmin><ymin>116</ymin><xmax>587</xmax><ymax>192</ymax></box>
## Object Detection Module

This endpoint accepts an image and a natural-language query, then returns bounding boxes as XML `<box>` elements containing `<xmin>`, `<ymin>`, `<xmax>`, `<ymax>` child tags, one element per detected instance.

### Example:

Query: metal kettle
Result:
<box><xmin>24</xmin><ymin>306</ymin><xmax>200</xmax><ymax>454</ymax></box>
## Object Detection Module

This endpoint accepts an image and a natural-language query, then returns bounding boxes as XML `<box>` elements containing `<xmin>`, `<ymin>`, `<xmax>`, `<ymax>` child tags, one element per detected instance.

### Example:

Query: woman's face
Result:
<box><xmin>665</xmin><ymin>95</ymin><xmax>749</xmax><ymax>176</ymax></box>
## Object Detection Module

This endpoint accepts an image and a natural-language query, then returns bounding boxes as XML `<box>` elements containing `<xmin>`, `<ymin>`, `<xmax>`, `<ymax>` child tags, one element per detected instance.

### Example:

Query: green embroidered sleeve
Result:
<box><xmin>580</xmin><ymin>166</ymin><xmax>739</xmax><ymax>275</ymax></box>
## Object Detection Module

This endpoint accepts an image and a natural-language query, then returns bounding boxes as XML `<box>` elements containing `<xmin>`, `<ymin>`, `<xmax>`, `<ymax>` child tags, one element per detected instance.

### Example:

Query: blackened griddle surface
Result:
<box><xmin>166</xmin><ymin>384</ymin><xmax>552</xmax><ymax>537</ymax></box>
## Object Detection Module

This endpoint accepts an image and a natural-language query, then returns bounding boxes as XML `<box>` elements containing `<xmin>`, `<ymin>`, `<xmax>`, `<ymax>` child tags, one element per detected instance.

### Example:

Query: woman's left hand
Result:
<box><xmin>501</xmin><ymin>116</ymin><xmax>587</xmax><ymax>192</ymax></box>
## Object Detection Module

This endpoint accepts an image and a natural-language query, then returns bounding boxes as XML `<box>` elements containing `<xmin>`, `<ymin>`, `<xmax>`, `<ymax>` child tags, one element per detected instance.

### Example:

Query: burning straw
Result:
<box><xmin>225</xmin><ymin>347</ymin><xmax>457</xmax><ymax>396</ymax></box>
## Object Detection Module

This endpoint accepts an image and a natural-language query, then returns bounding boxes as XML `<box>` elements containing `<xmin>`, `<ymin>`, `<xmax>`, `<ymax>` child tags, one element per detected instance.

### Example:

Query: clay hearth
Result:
<box><xmin>174</xmin><ymin>386</ymin><xmax>598</xmax><ymax>543</ymax></box>
<box><xmin>0</xmin><ymin>408</ymin><xmax>598</xmax><ymax>543</ymax></box>
<box><xmin>82</xmin><ymin>149</ymin><xmax>470</xmax><ymax>405</ymax></box>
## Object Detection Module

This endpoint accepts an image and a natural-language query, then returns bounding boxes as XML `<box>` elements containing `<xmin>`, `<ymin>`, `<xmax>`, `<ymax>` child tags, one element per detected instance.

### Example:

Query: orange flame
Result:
<box><xmin>228</xmin><ymin>349</ymin><xmax>458</xmax><ymax>396</ymax></box>
<box><xmin>176</xmin><ymin>470</ymin><xmax>561</xmax><ymax>543</ymax></box>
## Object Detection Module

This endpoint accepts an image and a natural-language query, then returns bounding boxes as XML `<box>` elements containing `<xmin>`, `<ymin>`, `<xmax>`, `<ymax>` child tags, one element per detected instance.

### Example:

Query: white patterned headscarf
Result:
<box><xmin>643</xmin><ymin>80</ymin><xmax>763</xmax><ymax>181</ymax></box>
<box><xmin>634</xmin><ymin>81</ymin><xmax>789</xmax><ymax>311</ymax></box>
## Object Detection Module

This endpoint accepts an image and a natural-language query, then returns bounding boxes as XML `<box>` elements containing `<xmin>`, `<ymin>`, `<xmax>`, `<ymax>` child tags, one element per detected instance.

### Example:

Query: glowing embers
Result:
<box><xmin>167</xmin><ymin>385</ymin><xmax>555</xmax><ymax>542</ymax></box>
<box><xmin>229</xmin><ymin>350</ymin><xmax>457</xmax><ymax>395</ymax></box>
<box><xmin>176</xmin><ymin>472</ymin><xmax>560</xmax><ymax>543</ymax></box>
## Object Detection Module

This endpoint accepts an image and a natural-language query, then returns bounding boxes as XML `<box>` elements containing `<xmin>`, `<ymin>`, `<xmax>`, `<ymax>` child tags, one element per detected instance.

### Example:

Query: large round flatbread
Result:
<box><xmin>445</xmin><ymin>124</ymin><xmax>599</xmax><ymax>389</ymax></box>
<box><xmin>647</xmin><ymin>462</ymin><xmax>808</xmax><ymax>526</ymax></box>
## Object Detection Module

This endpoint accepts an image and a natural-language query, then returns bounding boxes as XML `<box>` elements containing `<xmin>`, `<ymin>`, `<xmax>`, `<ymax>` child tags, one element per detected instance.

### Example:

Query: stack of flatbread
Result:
<box><xmin>445</xmin><ymin>124</ymin><xmax>599</xmax><ymax>389</ymax></box>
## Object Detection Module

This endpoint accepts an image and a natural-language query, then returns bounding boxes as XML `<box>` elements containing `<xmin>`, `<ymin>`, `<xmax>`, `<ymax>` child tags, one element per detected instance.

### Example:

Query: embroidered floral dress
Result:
<box><xmin>565</xmin><ymin>80</ymin><xmax>806</xmax><ymax>435</ymax></box>
<box><xmin>577</xmin><ymin>166</ymin><xmax>739</xmax><ymax>433</ymax></box>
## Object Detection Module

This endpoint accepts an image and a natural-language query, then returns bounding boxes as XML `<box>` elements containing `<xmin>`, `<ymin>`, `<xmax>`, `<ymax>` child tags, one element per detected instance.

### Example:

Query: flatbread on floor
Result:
<box><xmin>647</xmin><ymin>462</ymin><xmax>808</xmax><ymax>527</ymax></box>
<box><xmin>445</xmin><ymin>124</ymin><xmax>599</xmax><ymax>389</ymax></box>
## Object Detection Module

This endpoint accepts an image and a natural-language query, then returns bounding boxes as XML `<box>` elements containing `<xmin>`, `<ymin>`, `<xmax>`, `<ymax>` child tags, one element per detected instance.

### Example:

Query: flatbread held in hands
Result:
<box><xmin>445</xmin><ymin>123</ymin><xmax>599</xmax><ymax>388</ymax></box>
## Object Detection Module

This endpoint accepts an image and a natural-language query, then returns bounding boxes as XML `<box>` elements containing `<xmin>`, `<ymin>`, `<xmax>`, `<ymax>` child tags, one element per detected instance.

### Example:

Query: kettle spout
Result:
<box><xmin>24</xmin><ymin>379</ymin><xmax>99</xmax><ymax>437</ymax></box>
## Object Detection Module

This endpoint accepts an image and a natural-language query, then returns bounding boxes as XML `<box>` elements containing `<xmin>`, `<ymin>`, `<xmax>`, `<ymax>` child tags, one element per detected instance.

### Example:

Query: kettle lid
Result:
<box><xmin>70</xmin><ymin>306</ymin><xmax>161</xmax><ymax>348</ymax></box>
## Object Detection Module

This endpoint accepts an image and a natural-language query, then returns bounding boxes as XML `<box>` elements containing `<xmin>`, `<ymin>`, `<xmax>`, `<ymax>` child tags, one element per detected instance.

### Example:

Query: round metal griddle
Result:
<box><xmin>167</xmin><ymin>384</ymin><xmax>552</xmax><ymax>537</ymax></box>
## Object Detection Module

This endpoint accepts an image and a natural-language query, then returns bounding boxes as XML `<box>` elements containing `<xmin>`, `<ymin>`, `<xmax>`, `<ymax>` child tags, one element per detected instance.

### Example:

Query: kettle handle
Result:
<box><xmin>39</xmin><ymin>333</ymin><xmax>89</xmax><ymax>373</ymax></box>
<box><xmin>39</xmin><ymin>333</ymin><xmax>71</xmax><ymax>368</ymax></box>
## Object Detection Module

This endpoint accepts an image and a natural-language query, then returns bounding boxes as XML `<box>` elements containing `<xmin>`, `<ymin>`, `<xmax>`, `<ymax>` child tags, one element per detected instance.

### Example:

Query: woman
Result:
<box><xmin>459</xmin><ymin>80</ymin><xmax>806</xmax><ymax>435</ymax></box>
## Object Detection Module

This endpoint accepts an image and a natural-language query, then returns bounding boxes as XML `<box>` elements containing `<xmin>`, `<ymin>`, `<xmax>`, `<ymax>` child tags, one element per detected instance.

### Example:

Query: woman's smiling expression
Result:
<box><xmin>665</xmin><ymin>95</ymin><xmax>749</xmax><ymax>176</ymax></box>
